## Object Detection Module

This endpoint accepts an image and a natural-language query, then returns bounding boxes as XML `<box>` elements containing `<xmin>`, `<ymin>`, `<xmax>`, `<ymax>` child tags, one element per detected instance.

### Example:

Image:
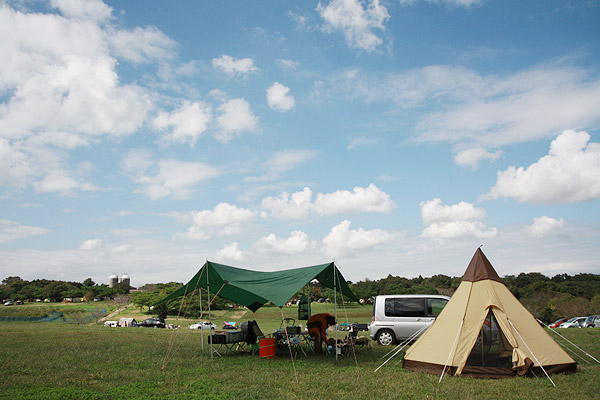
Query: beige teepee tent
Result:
<box><xmin>403</xmin><ymin>248</ymin><xmax>576</xmax><ymax>378</ymax></box>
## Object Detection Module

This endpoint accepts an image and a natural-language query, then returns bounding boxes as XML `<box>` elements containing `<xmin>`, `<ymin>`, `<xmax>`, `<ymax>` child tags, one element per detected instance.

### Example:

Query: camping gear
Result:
<box><xmin>259</xmin><ymin>338</ymin><xmax>276</xmax><ymax>359</ymax></box>
<box><xmin>298</xmin><ymin>294</ymin><xmax>310</xmax><ymax>320</ymax></box>
<box><xmin>402</xmin><ymin>248</ymin><xmax>577</xmax><ymax>379</ymax></box>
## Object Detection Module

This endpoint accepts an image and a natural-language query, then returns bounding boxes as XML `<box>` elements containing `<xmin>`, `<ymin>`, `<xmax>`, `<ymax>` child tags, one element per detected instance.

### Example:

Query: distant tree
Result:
<box><xmin>113</xmin><ymin>294</ymin><xmax>131</xmax><ymax>311</ymax></box>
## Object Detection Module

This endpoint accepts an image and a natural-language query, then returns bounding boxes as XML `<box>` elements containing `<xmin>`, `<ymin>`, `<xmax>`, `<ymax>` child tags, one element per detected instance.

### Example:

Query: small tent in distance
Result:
<box><xmin>154</xmin><ymin>261</ymin><xmax>359</xmax><ymax>312</ymax></box>
<box><xmin>403</xmin><ymin>248</ymin><xmax>576</xmax><ymax>378</ymax></box>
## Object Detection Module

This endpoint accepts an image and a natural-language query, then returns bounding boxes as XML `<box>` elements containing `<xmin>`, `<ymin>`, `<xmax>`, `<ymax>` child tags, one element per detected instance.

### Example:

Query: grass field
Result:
<box><xmin>1</xmin><ymin>302</ymin><xmax>599</xmax><ymax>399</ymax></box>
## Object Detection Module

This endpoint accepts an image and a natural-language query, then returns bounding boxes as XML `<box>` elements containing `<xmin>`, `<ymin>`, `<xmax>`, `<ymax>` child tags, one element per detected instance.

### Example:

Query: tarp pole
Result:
<box><xmin>199</xmin><ymin>287</ymin><xmax>204</xmax><ymax>351</ymax></box>
<box><xmin>334</xmin><ymin>262</ymin><xmax>338</xmax><ymax>361</ymax></box>
<box><xmin>207</xmin><ymin>263</ymin><xmax>213</xmax><ymax>360</ymax></box>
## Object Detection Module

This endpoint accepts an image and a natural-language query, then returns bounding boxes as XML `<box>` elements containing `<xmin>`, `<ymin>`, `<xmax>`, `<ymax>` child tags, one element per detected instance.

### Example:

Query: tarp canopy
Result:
<box><xmin>155</xmin><ymin>261</ymin><xmax>359</xmax><ymax>312</ymax></box>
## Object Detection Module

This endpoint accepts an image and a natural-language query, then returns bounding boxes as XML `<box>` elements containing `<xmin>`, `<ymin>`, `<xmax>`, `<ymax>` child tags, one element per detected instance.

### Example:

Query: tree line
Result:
<box><xmin>4</xmin><ymin>271</ymin><xmax>599</xmax><ymax>323</ymax></box>
<box><xmin>1</xmin><ymin>276</ymin><xmax>129</xmax><ymax>302</ymax></box>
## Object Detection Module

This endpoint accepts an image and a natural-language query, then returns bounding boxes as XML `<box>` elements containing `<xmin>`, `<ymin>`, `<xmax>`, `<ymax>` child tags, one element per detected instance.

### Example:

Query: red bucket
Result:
<box><xmin>259</xmin><ymin>338</ymin><xmax>276</xmax><ymax>359</ymax></box>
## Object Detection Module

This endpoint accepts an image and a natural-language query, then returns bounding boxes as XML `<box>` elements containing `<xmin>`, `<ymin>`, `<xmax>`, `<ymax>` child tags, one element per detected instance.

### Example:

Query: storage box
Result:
<box><xmin>285</xmin><ymin>326</ymin><xmax>300</xmax><ymax>334</ymax></box>
<box><xmin>224</xmin><ymin>330</ymin><xmax>244</xmax><ymax>343</ymax></box>
<box><xmin>210</xmin><ymin>334</ymin><xmax>226</xmax><ymax>344</ymax></box>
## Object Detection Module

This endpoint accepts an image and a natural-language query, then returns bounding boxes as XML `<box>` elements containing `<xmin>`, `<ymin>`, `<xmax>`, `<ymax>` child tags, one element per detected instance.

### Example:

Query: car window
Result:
<box><xmin>426</xmin><ymin>298</ymin><xmax>448</xmax><ymax>317</ymax></box>
<box><xmin>385</xmin><ymin>298</ymin><xmax>426</xmax><ymax>317</ymax></box>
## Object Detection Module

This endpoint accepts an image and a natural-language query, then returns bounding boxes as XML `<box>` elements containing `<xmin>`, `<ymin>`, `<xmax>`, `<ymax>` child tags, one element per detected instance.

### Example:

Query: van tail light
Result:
<box><xmin>371</xmin><ymin>315</ymin><xmax>375</xmax><ymax>324</ymax></box>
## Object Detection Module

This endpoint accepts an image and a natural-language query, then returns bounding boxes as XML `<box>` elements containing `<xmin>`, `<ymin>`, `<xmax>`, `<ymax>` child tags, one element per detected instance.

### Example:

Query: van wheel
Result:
<box><xmin>377</xmin><ymin>330</ymin><xmax>395</xmax><ymax>346</ymax></box>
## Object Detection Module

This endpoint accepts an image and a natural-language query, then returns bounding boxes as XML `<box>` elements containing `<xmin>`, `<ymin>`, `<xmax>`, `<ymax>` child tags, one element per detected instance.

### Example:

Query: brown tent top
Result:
<box><xmin>462</xmin><ymin>247</ymin><xmax>502</xmax><ymax>283</ymax></box>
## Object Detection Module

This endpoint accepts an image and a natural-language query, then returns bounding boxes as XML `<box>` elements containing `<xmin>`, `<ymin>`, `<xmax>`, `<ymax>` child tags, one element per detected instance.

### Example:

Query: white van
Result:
<box><xmin>369</xmin><ymin>294</ymin><xmax>450</xmax><ymax>345</ymax></box>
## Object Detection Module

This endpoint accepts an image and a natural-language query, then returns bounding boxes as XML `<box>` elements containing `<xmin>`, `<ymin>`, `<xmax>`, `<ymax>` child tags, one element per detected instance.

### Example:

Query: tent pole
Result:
<box><xmin>206</xmin><ymin>262</ymin><xmax>213</xmax><ymax>360</ymax></box>
<box><xmin>199</xmin><ymin>288</ymin><xmax>204</xmax><ymax>351</ymax></box>
<box><xmin>334</xmin><ymin>261</ymin><xmax>338</xmax><ymax>361</ymax></box>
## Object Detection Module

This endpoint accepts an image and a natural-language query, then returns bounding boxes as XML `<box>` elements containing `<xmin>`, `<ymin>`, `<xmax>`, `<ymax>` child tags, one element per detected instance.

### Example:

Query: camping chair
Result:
<box><xmin>241</xmin><ymin>320</ymin><xmax>265</xmax><ymax>355</ymax></box>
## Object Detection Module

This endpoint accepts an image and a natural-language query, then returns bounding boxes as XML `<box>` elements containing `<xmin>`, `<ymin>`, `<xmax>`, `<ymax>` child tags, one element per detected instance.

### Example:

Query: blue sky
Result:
<box><xmin>1</xmin><ymin>0</ymin><xmax>599</xmax><ymax>287</ymax></box>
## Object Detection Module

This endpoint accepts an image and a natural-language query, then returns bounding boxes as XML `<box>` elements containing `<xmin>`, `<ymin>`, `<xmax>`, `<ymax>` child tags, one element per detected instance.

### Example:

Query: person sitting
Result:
<box><xmin>306</xmin><ymin>313</ymin><xmax>336</xmax><ymax>353</ymax></box>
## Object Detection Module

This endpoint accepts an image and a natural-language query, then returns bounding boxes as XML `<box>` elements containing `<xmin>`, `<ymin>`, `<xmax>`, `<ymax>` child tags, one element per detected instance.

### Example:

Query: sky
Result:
<box><xmin>1</xmin><ymin>0</ymin><xmax>599</xmax><ymax>288</ymax></box>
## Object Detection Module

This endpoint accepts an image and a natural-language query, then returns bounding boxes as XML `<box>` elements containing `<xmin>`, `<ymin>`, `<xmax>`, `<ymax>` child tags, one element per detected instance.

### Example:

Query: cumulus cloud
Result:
<box><xmin>176</xmin><ymin>203</ymin><xmax>257</xmax><ymax>239</ymax></box>
<box><xmin>215</xmin><ymin>98</ymin><xmax>258</xmax><ymax>143</ymax></box>
<box><xmin>153</xmin><ymin>101</ymin><xmax>212</xmax><ymax>147</ymax></box>
<box><xmin>0</xmin><ymin>220</ymin><xmax>49</xmax><ymax>243</ymax></box>
<box><xmin>484</xmin><ymin>130</ymin><xmax>600</xmax><ymax>204</ymax></box>
<box><xmin>322</xmin><ymin>220</ymin><xmax>394</xmax><ymax>257</ymax></box>
<box><xmin>260</xmin><ymin>184</ymin><xmax>394</xmax><ymax>219</ymax></box>
<box><xmin>524</xmin><ymin>216</ymin><xmax>566</xmax><ymax>238</ymax></box>
<box><xmin>0</xmin><ymin>2</ymin><xmax>168</xmax><ymax>192</ymax></box>
<box><xmin>80</xmin><ymin>238</ymin><xmax>103</xmax><ymax>250</ymax></box>
<box><xmin>266</xmin><ymin>82</ymin><xmax>296</xmax><ymax>112</ymax></box>
<box><xmin>317</xmin><ymin>0</ymin><xmax>390</xmax><ymax>52</ymax></box>
<box><xmin>254</xmin><ymin>231</ymin><xmax>314</xmax><ymax>255</ymax></box>
<box><xmin>260</xmin><ymin>187</ymin><xmax>314</xmax><ymax>220</ymax></box>
<box><xmin>121</xmin><ymin>150</ymin><xmax>221</xmax><ymax>200</ymax></box>
<box><xmin>420</xmin><ymin>198</ymin><xmax>497</xmax><ymax>239</ymax></box>
<box><xmin>216</xmin><ymin>242</ymin><xmax>244</xmax><ymax>261</ymax></box>
<box><xmin>211</xmin><ymin>55</ymin><xmax>258</xmax><ymax>76</ymax></box>
<box><xmin>454</xmin><ymin>148</ymin><xmax>502</xmax><ymax>169</ymax></box>
<box><xmin>314</xmin><ymin>184</ymin><xmax>394</xmax><ymax>215</ymax></box>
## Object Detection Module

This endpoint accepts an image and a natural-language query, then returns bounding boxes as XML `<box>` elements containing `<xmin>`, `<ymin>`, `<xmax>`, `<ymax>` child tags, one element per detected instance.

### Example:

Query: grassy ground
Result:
<box><xmin>0</xmin><ymin>303</ymin><xmax>599</xmax><ymax>399</ymax></box>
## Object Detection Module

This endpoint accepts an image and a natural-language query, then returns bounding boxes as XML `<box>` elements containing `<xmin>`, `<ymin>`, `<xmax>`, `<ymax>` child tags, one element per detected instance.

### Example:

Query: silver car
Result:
<box><xmin>189</xmin><ymin>321</ymin><xmax>217</xmax><ymax>330</ymax></box>
<box><xmin>369</xmin><ymin>294</ymin><xmax>450</xmax><ymax>345</ymax></box>
<box><xmin>582</xmin><ymin>315</ymin><xmax>599</xmax><ymax>328</ymax></box>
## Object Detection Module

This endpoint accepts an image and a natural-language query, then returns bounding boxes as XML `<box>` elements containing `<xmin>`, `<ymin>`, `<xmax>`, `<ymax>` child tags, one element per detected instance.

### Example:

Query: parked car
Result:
<box><xmin>369</xmin><ymin>294</ymin><xmax>450</xmax><ymax>345</ymax></box>
<box><xmin>558</xmin><ymin>316</ymin><xmax>586</xmax><ymax>328</ymax></box>
<box><xmin>582</xmin><ymin>315</ymin><xmax>599</xmax><ymax>328</ymax></box>
<box><xmin>548</xmin><ymin>317</ymin><xmax>568</xmax><ymax>328</ymax></box>
<box><xmin>189</xmin><ymin>321</ymin><xmax>217</xmax><ymax>330</ymax></box>
<box><xmin>4</xmin><ymin>300</ymin><xmax>15</xmax><ymax>306</ymax></box>
<box><xmin>138</xmin><ymin>317</ymin><xmax>166</xmax><ymax>328</ymax></box>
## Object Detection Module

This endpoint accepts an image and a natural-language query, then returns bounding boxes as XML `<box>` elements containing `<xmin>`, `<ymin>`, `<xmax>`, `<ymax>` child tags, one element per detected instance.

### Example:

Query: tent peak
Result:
<box><xmin>462</xmin><ymin>248</ymin><xmax>502</xmax><ymax>283</ymax></box>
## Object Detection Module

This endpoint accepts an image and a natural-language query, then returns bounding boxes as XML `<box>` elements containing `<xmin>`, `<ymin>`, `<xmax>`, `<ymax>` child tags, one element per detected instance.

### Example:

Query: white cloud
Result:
<box><xmin>420</xmin><ymin>198</ymin><xmax>497</xmax><ymax>239</ymax></box>
<box><xmin>314</xmin><ymin>184</ymin><xmax>395</xmax><ymax>215</ymax></box>
<box><xmin>322</xmin><ymin>220</ymin><xmax>394</xmax><ymax>257</ymax></box>
<box><xmin>454</xmin><ymin>148</ymin><xmax>502</xmax><ymax>169</ymax></box>
<box><xmin>266</xmin><ymin>82</ymin><xmax>296</xmax><ymax>112</ymax></box>
<box><xmin>254</xmin><ymin>231</ymin><xmax>313</xmax><ymax>255</ymax></box>
<box><xmin>278</xmin><ymin>59</ymin><xmax>300</xmax><ymax>69</ymax></box>
<box><xmin>524</xmin><ymin>216</ymin><xmax>566</xmax><ymax>238</ymax></box>
<box><xmin>121</xmin><ymin>151</ymin><xmax>221</xmax><ymax>200</ymax></box>
<box><xmin>421</xmin><ymin>198</ymin><xmax>486</xmax><ymax>225</ymax></box>
<box><xmin>215</xmin><ymin>98</ymin><xmax>258</xmax><ymax>143</ymax></box>
<box><xmin>246</xmin><ymin>149</ymin><xmax>316</xmax><ymax>182</ymax></box>
<box><xmin>216</xmin><ymin>242</ymin><xmax>244</xmax><ymax>261</ymax></box>
<box><xmin>347</xmin><ymin>136</ymin><xmax>379</xmax><ymax>150</ymax></box>
<box><xmin>323</xmin><ymin>65</ymin><xmax>600</xmax><ymax>150</ymax></box>
<box><xmin>153</xmin><ymin>101</ymin><xmax>212</xmax><ymax>147</ymax></box>
<box><xmin>33</xmin><ymin>170</ymin><xmax>97</xmax><ymax>195</ymax></box>
<box><xmin>317</xmin><ymin>0</ymin><xmax>390</xmax><ymax>52</ymax></box>
<box><xmin>0</xmin><ymin>220</ymin><xmax>49</xmax><ymax>243</ymax></box>
<box><xmin>260</xmin><ymin>184</ymin><xmax>394</xmax><ymax>219</ymax></box>
<box><xmin>260</xmin><ymin>187</ymin><xmax>314</xmax><ymax>220</ymax></box>
<box><xmin>50</xmin><ymin>0</ymin><xmax>113</xmax><ymax>21</ymax></box>
<box><xmin>485</xmin><ymin>130</ymin><xmax>600</xmax><ymax>204</ymax></box>
<box><xmin>109</xmin><ymin>26</ymin><xmax>177</xmax><ymax>64</ymax></box>
<box><xmin>80</xmin><ymin>238</ymin><xmax>103</xmax><ymax>250</ymax></box>
<box><xmin>399</xmin><ymin>0</ymin><xmax>484</xmax><ymax>7</ymax></box>
<box><xmin>177</xmin><ymin>203</ymin><xmax>257</xmax><ymax>238</ymax></box>
<box><xmin>211</xmin><ymin>55</ymin><xmax>258</xmax><ymax>76</ymax></box>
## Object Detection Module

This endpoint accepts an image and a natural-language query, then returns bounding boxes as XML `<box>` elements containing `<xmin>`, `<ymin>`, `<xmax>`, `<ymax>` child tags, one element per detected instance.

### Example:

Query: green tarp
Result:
<box><xmin>155</xmin><ymin>261</ymin><xmax>359</xmax><ymax>312</ymax></box>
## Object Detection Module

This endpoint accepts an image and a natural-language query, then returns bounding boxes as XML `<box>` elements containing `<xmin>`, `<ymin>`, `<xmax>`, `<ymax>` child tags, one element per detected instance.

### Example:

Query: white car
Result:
<box><xmin>189</xmin><ymin>321</ymin><xmax>217</xmax><ymax>330</ymax></box>
<box><xmin>558</xmin><ymin>317</ymin><xmax>586</xmax><ymax>328</ymax></box>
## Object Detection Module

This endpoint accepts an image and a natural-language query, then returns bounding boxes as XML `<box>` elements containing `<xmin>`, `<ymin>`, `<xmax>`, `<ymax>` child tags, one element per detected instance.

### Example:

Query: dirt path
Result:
<box><xmin>91</xmin><ymin>304</ymin><xmax>133</xmax><ymax>325</ymax></box>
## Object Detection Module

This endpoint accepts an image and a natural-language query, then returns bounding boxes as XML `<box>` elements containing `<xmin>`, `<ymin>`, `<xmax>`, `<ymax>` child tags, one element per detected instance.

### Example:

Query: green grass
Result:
<box><xmin>0</xmin><ymin>303</ymin><xmax>599</xmax><ymax>399</ymax></box>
